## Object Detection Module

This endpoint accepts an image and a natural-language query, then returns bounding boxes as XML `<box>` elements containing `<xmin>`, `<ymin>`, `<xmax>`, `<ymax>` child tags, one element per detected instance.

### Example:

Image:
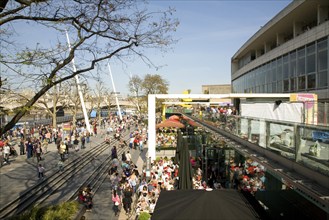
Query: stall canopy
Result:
<box><xmin>152</xmin><ymin>189</ymin><xmax>263</xmax><ymax>220</ymax></box>
<box><xmin>156</xmin><ymin>119</ymin><xmax>185</xmax><ymax>128</ymax></box>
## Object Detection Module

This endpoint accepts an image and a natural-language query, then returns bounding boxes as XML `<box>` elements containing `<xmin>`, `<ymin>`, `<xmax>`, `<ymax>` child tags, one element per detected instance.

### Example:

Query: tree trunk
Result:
<box><xmin>52</xmin><ymin>111</ymin><xmax>57</xmax><ymax>129</ymax></box>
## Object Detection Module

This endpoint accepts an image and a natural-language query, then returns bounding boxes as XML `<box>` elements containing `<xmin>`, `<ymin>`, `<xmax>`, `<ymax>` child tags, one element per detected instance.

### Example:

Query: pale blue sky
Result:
<box><xmin>111</xmin><ymin>0</ymin><xmax>292</xmax><ymax>95</ymax></box>
<box><xmin>8</xmin><ymin>0</ymin><xmax>292</xmax><ymax>96</ymax></box>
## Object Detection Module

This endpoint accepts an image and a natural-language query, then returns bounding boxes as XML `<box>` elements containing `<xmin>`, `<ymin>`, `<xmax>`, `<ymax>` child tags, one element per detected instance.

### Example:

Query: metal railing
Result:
<box><xmin>201</xmin><ymin>112</ymin><xmax>329</xmax><ymax>177</ymax></box>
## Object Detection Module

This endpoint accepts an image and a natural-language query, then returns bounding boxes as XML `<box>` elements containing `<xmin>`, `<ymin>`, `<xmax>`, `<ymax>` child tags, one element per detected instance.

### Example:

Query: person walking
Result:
<box><xmin>42</xmin><ymin>138</ymin><xmax>48</xmax><ymax>154</ymax></box>
<box><xmin>111</xmin><ymin>146</ymin><xmax>118</xmax><ymax>160</ymax></box>
<box><xmin>112</xmin><ymin>190</ymin><xmax>121</xmax><ymax>216</ymax></box>
<box><xmin>86</xmin><ymin>131</ymin><xmax>90</xmax><ymax>143</ymax></box>
<box><xmin>128</xmin><ymin>171</ymin><xmax>138</xmax><ymax>194</ymax></box>
<box><xmin>129</xmin><ymin>136</ymin><xmax>134</xmax><ymax>150</ymax></box>
<box><xmin>121</xmin><ymin>152</ymin><xmax>127</xmax><ymax>162</ymax></box>
<box><xmin>81</xmin><ymin>135</ymin><xmax>86</xmax><ymax>149</ymax></box>
<box><xmin>3</xmin><ymin>143</ymin><xmax>11</xmax><ymax>164</ymax></box>
<box><xmin>19</xmin><ymin>138</ymin><xmax>25</xmax><ymax>155</ymax></box>
<box><xmin>139</xmin><ymin>140</ymin><xmax>144</xmax><ymax>152</ymax></box>
<box><xmin>35</xmin><ymin>144</ymin><xmax>42</xmax><ymax>162</ymax></box>
<box><xmin>26</xmin><ymin>139</ymin><xmax>33</xmax><ymax>159</ymax></box>
<box><xmin>59</xmin><ymin>141</ymin><xmax>66</xmax><ymax>161</ymax></box>
<box><xmin>93</xmin><ymin>125</ymin><xmax>97</xmax><ymax>137</ymax></box>
<box><xmin>38</xmin><ymin>164</ymin><xmax>45</xmax><ymax>179</ymax></box>
<box><xmin>123</xmin><ymin>185</ymin><xmax>133</xmax><ymax>214</ymax></box>
<box><xmin>45</xmin><ymin>130</ymin><xmax>51</xmax><ymax>143</ymax></box>
<box><xmin>73</xmin><ymin>136</ymin><xmax>79</xmax><ymax>151</ymax></box>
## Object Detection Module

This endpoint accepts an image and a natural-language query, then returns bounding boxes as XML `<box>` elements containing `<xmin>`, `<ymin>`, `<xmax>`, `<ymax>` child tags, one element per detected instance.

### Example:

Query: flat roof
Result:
<box><xmin>152</xmin><ymin>93</ymin><xmax>292</xmax><ymax>99</ymax></box>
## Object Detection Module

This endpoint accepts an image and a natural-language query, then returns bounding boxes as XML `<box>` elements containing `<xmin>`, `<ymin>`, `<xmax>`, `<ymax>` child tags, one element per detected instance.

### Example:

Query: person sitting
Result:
<box><xmin>78</xmin><ymin>189</ymin><xmax>86</xmax><ymax>204</ymax></box>
<box><xmin>105</xmin><ymin>134</ymin><xmax>111</xmax><ymax>144</ymax></box>
<box><xmin>85</xmin><ymin>193</ymin><xmax>93</xmax><ymax>212</ymax></box>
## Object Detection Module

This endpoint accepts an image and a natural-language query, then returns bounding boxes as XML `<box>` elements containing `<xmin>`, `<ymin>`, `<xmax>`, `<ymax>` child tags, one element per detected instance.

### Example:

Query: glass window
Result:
<box><xmin>283</xmin><ymin>62</ymin><xmax>289</xmax><ymax>78</ymax></box>
<box><xmin>266</xmin><ymin>68</ymin><xmax>272</xmax><ymax>83</ymax></box>
<box><xmin>298</xmin><ymin>76</ymin><xmax>306</xmax><ymax>90</ymax></box>
<box><xmin>307</xmin><ymin>43</ymin><xmax>315</xmax><ymax>54</ymax></box>
<box><xmin>297</xmin><ymin>48</ymin><xmax>305</xmax><ymax>76</ymax></box>
<box><xmin>318</xmin><ymin>50</ymin><xmax>328</xmax><ymax>71</ymax></box>
<box><xmin>277</xmin><ymin>57</ymin><xmax>282</xmax><ymax>81</ymax></box>
<box><xmin>318</xmin><ymin>38</ymin><xmax>327</xmax><ymax>50</ymax></box>
<box><xmin>306</xmin><ymin>43</ymin><xmax>316</xmax><ymax>74</ymax></box>
<box><xmin>318</xmin><ymin>39</ymin><xmax>328</xmax><ymax>71</ymax></box>
<box><xmin>306</xmin><ymin>53</ymin><xmax>316</xmax><ymax>73</ymax></box>
<box><xmin>283</xmin><ymin>80</ymin><xmax>289</xmax><ymax>92</ymax></box>
<box><xmin>307</xmin><ymin>74</ymin><xmax>316</xmax><ymax>89</ymax></box>
<box><xmin>261</xmin><ymin>85</ymin><xmax>265</xmax><ymax>93</ymax></box>
<box><xmin>267</xmin><ymin>83</ymin><xmax>272</xmax><ymax>93</ymax></box>
<box><xmin>318</xmin><ymin>70</ymin><xmax>328</xmax><ymax>88</ymax></box>
<box><xmin>272</xmin><ymin>60</ymin><xmax>277</xmax><ymax>82</ymax></box>
<box><xmin>272</xmin><ymin>82</ymin><xmax>277</xmax><ymax>93</ymax></box>
<box><xmin>290</xmin><ymin>78</ymin><xmax>296</xmax><ymax>91</ymax></box>
<box><xmin>252</xmin><ymin>71</ymin><xmax>256</xmax><ymax>87</ymax></box>
<box><xmin>277</xmin><ymin>81</ymin><xmax>282</xmax><ymax>93</ymax></box>
<box><xmin>289</xmin><ymin>51</ymin><xmax>296</xmax><ymax>78</ymax></box>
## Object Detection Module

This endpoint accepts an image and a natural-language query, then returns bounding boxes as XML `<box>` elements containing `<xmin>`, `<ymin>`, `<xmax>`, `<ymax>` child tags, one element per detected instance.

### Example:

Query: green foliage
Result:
<box><xmin>8</xmin><ymin>201</ymin><xmax>80</xmax><ymax>220</ymax></box>
<box><xmin>142</xmin><ymin>74</ymin><xmax>169</xmax><ymax>95</ymax></box>
<box><xmin>138</xmin><ymin>212</ymin><xmax>151</xmax><ymax>220</ymax></box>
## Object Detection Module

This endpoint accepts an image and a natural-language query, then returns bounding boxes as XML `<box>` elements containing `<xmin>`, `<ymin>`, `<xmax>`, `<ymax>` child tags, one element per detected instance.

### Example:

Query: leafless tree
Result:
<box><xmin>0</xmin><ymin>0</ymin><xmax>179</xmax><ymax>135</ymax></box>
<box><xmin>127</xmin><ymin>73</ymin><xmax>169</xmax><ymax>113</ymax></box>
<box><xmin>93</xmin><ymin>79</ymin><xmax>109</xmax><ymax>123</ymax></box>
<box><xmin>127</xmin><ymin>74</ymin><xmax>143</xmax><ymax>114</ymax></box>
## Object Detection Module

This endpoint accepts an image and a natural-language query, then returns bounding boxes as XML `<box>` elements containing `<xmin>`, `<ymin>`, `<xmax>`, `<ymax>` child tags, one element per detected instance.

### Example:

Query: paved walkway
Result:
<box><xmin>0</xmin><ymin>132</ymin><xmax>105</xmax><ymax>209</ymax></box>
<box><xmin>83</xmin><ymin>146</ymin><xmax>148</xmax><ymax>220</ymax></box>
<box><xmin>1</xmin><ymin>129</ymin><xmax>173</xmax><ymax>220</ymax></box>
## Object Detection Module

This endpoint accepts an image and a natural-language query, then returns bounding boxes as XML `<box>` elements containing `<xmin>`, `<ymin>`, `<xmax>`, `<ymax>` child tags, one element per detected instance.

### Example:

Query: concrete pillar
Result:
<box><xmin>318</xmin><ymin>5</ymin><xmax>329</xmax><ymax>25</ymax></box>
<box><xmin>148</xmin><ymin>94</ymin><xmax>156</xmax><ymax>161</ymax></box>
<box><xmin>294</xmin><ymin>124</ymin><xmax>301</xmax><ymax>162</ymax></box>
<box><xmin>255</xmin><ymin>49</ymin><xmax>262</xmax><ymax>58</ymax></box>
<box><xmin>293</xmin><ymin>21</ymin><xmax>302</xmax><ymax>37</ymax></box>
<box><xmin>276</xmin><ymin>33</ymin><xmax>284</xmax><ymax>46</ymax></box>
<box><xmin>265</xmin><ymin>121</ymin><xmax>270</xmax><ymax>148</ymax></box>
<box><xmin>264</xmin><ymin>42</ymin><xmax>271</xmax><ymax>53</ymax></box>
<box><xmin>247</xmin><ymin>118</ymin><xmax>252</xmax><ymax>141</ymax></box>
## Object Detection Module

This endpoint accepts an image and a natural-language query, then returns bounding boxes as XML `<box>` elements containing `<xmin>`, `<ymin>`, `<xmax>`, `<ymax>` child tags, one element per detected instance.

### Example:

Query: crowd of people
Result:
<box><xmin>106</xmin><ymin>155</ymin><xmax>178</xmax><ymax>218</ymax></box>
<box><xmin>1</xmin><ymin>112</ymin><xmax>269</xmax><ymax>219</ymax></box>
<box><xmin>156</xmin><ymin>128</ymin><xmax>177</xmax><ymax>150</ymax></box>
<box><xmin>230</xmin><ymin>158</ymin><xmax>266</xmax><ymax>194</ymax></box>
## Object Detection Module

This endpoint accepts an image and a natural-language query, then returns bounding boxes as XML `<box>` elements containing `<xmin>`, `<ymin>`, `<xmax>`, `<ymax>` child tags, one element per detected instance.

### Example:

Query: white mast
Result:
<box><xmin>65</xmin><ymin>30</ymin><xmax>91</xmax><ymax>133</ymax></box>
<box><xmin>108</xmin><ymin>62</ymin><xmax>123</xmax><ymax>121</ymax></box>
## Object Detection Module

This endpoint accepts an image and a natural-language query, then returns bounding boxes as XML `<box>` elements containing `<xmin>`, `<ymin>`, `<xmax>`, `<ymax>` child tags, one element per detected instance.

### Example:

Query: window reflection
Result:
<box><xmin>232</xmin><ymin>38</ymin><xmax>328</xmax><ymax>94</ymax></box>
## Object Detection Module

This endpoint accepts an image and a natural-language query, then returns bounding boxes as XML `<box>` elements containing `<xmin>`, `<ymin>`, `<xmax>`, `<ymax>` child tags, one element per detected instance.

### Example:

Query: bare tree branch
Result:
<box><xmin>0</xmin><ymin>0</ymin><xmax>178</xmax><ymax>135</ymax></box>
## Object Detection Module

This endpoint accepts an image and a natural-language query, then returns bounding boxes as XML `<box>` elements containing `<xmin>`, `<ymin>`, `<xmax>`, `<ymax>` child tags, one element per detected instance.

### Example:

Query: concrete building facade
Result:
<box><xmin>231</xmin><ymin>0</ymin><xmax>329</xmax><ymax>102</ymax></box>
<box><xmin>202</xmin><ymin>84</ymin><xmax>231</xmax><ymax>94</ymax></box>
<box><xmin>201</xmin><ymin>84</ymin><xmax>232</xmax><ymax>104</ymax></box>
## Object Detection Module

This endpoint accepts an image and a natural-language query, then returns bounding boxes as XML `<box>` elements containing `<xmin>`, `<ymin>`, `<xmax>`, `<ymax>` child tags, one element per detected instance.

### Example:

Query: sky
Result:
<box><xmin>110</xmin><ymin>0</ymin><xmax>292</xmax><ymax>95</ymax></box>
<box><xmin>6</xmin><ymin>0</ymin><xmax>292</xmax><ymax>96</ymax></box>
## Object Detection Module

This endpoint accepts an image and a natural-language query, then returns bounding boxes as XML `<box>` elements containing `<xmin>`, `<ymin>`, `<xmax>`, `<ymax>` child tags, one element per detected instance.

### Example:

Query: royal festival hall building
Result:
<box><xmin>231</xmin><ymin>0</ymin><xmax>329</xmax><ymax>103</ymax></box>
